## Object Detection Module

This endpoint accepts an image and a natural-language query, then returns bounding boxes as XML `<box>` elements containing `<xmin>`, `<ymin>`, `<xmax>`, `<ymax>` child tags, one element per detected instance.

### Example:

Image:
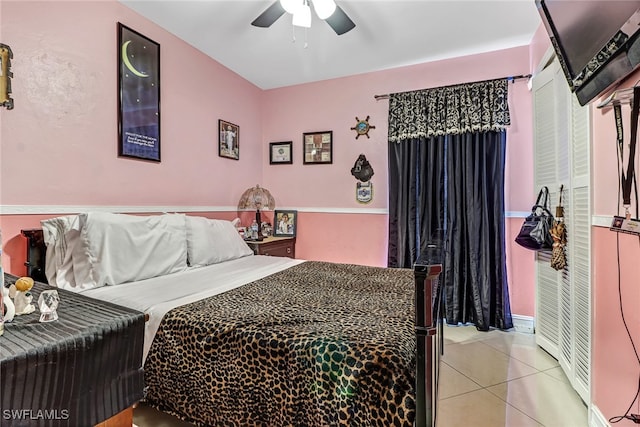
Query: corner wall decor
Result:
<box><xmin>219</xmin><ymin>119</ymin><xmax>240</xmax><ymax>160</ymax></box>
<box><xmin>303</xmin><ymin>131</ymin><xmax>332</xmax><ymax>164</ymax></box>
<box><xmin>0</xmin><ymin>43</ymin><xmax>14</xmax><ymax>110</ymax></box>
<box><xmin>269</xmin><ymin>141</ymin><xmax>292</xmax><ymax>164</ymax></box>
<box><xmin>351</xmin><ymin>116</ymin><xmax>375</xmax><ymax>139</ymax></box>
<box><xmin>118</xmin><ymin>23</ymin><xmax>161</xmax><ymax>162</ymax></box>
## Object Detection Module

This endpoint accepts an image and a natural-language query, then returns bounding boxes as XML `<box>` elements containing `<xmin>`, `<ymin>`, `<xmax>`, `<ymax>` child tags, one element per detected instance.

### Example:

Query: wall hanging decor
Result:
<box><xmin>350</xmin><ymin>116</ymin><xmax>375</xmax><ymax>139</ymax></box>
<box><xmin>351</xmin><ymin>154</ymin><xmax>374</xmax><ymax>203</ymax></box>
<box><xmin>350</xmin><ymin>154</ymin><xmax>374</xmax><ymax>182</ymax></box>
<box><xmin>118</xmin><ymin>23</ymin><xmax>160</xmax><ymax>162</ymax></box>
<box><xmin>219</xmin><ymin>119</ymin><xmax>240</xmax><ymax>160</ymax></box>
<box><xmin>356</xmin><ymin>181</ymin><xmax>373</xmax><ymax>204</ymax></box>
<box><xmin>269</xmin><ymin>141</ymin><xmax>292</xmax><ymax>164</ymax></box>
<box><xmin>303</xmin><ymin>131</ymin><xmax>332</xmax><ymax>164</ymax></box>
<box><xmin>0</xmin><ymin>43</ymin><xmax>14</xmax><ymax>110</ymax></box>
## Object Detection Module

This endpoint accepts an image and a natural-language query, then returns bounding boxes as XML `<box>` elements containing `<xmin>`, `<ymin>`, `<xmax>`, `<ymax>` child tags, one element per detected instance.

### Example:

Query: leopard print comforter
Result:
<box><xmin>143</xmin><ymin>261</ymin><xmax>416</xmax><ymax>426</ymax></box>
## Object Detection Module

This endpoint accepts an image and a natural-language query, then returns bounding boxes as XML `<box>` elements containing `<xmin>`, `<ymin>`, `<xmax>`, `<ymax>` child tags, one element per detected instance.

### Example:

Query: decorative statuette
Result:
<box><xmin>1</xmin><ymin>285</ymin><xmax>14</xmax><ymax>323</ymax></box>
<box><xmin>38</xmin><ymin>290</ymin><xmax>59</xmax><ymax>322</ymax></box>
<box><xmin>9</xmin><ymin>276</ymin><xmax>36</xmax><ymax>316</ymax></box>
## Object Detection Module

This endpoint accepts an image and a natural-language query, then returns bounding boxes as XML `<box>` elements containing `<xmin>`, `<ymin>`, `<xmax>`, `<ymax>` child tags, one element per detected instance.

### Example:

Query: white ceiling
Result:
<box><xmin>119</xmin><ymin>0</ymin><xmax>543</xmax><ymax>90</ymax></box>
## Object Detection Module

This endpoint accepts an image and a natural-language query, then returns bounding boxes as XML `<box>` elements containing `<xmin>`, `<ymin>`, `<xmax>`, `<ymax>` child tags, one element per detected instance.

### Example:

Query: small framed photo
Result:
<box><xmin>274</xmin><ymin>210</ymin><xmax>297</xmax><ymax>237</ymax></box>
<box><xmin>269</xmin><ymin>141</ymin><xmax>293</xmax><ymax>164</ymax></box>
<box><xmin>303</xmin><ymin>131</ymin><xmax>332</xmax><ymax>164</ymax></box>
<box><xmin>219</xmin><ymin>119</ymin><xmax>239</xmax><ymax>160</ymax></box>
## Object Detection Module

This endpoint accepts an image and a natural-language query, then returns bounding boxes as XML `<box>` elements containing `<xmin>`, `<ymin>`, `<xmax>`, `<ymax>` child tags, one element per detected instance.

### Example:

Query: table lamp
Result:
<box><xmin>237</xmin><ymin>185</ymin><xmax>275</xmax><ymax>240</ymax></box>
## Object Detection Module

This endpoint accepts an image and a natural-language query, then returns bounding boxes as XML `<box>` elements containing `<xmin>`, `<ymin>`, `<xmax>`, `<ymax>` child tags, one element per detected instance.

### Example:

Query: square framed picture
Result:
<box><xmin>269</xmin><ymin>141</ymin><xmax>293</xmax><ymax>164</ymax></box>
<box><xmin>274</xmin><ymin>210</ymin><xmax>297</xmax><ymax>237</ymax></box>
<box><xmin>219</xmin><ymin>119</ymin><xmax>239</xmax><ymax>160</ymax></box>
<box><xmin>117</xmin><ymin>23</ymin><xmax>161</xmax><ymax>162</ymax></box>
<box><xmin>303</xmin><ymin>131</ymin><xmax>332</xmax><ymax>164</ymax></box>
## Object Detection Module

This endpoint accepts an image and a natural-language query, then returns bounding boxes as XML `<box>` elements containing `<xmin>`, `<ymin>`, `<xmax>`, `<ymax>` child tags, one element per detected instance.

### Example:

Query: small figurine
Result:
<box><xmin>2</xmin><ymin>285</ymin><xmax>15</xmax><ymax>322</ymax></box>
<box><xmin>9</xmin><ymin>277</ymin><xmax>35</xmax><ymax>316</ymax></box>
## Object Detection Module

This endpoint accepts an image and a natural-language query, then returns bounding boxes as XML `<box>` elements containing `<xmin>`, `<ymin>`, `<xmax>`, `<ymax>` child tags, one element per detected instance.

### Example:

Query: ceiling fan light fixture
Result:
<box><xmin>280</xmin><ymin>0</ymin><xmax>299</xmax><ymax>15</ymax></box>
<box><xmin>312</xmin><ymin>0</ymin><xmax>336</xmax><ymax>20</ymax></box>
<box><xmin>292</xmin><ymin>2</ymin><xmax>312</xmax><ymax>28</ymax></box>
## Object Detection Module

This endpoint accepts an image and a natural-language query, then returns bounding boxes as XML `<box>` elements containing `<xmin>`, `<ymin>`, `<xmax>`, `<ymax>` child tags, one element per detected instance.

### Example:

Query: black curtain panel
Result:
<box><xmin>388</xmin><ymin>136</ymin><xmax>445</xmax><ymax>268</ymax></box>
<box><xmin>387</xmin><ymin>78</ymin><xmax>513</xmax><ymax>330</ymax></box>
<box><xmin>444</xmin><ymin>131</ymin><xmax>512</xmax><ymax>330</ymax></box>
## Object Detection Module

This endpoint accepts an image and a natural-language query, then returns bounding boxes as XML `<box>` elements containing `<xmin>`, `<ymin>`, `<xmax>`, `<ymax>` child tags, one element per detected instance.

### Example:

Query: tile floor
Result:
<box><xmin>133</xmin><ymin>325</ymin><xmax>588</xmax><ymax>427</ymax></box>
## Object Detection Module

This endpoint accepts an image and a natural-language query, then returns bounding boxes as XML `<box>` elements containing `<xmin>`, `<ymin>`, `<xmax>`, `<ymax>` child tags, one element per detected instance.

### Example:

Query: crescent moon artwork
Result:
<box><xmin>118</xmin><ymin>23</ymin><xmax>161</xmax><ymax>162</ymax></box>
<box><xmin>121</xmin><ymin>40</ymin><xmax>149</xmax><ymax>78</ymax></box>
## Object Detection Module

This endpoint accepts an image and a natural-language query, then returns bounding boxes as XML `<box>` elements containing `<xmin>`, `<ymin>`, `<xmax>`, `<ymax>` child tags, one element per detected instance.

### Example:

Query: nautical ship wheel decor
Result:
<box><xmin>351</xmin><ymin>116</ymin><xmax>375</xmax><ymax>139</ymax></box>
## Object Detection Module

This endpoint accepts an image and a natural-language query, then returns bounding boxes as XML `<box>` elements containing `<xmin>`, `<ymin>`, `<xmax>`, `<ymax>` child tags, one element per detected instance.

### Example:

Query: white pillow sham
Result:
<box><xmin>41</xmin><ymin>215</ymin><xmax>81</xmax><ymax>290</ymax></box>
<box><xmin>72</xmin><ymin>212</ymin><xmax>188</xmax><ymax>289</ymax></box>
<box><xmin>185</xmin><ymin>216</ymin><xmax>253</xmax><ymax>267</ymax></box>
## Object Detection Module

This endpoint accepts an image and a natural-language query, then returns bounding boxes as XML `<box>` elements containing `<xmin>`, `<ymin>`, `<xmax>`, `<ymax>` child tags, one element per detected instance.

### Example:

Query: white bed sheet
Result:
<box><xmin>85</xmin><ymin>255</ymin><xmax>304</xmax><ymax>362</ymax></box>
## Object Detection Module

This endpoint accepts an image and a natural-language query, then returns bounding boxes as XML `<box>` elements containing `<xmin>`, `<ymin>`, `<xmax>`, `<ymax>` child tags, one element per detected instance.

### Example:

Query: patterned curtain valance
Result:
<box><xmin>388</xmin><ymin>78</ymin><xmax>510</xmax><ymax>142</ymax></box>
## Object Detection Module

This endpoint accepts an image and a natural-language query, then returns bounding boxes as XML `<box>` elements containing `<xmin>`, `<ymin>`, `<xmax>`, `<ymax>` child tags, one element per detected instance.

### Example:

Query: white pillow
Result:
<box><xmin>41</xmin><ymin>215</ymin><xmax>81</xmax><ymax>289</ymax></box>
<box><xmin>72</xmin><ymin>212</ymin><xmax>188</xmax><ymax>289</ymax></box>
<box><xmin>185</xmin><ymin>216</ymin><xmax>253</xmax><ymax>267</ymax></box>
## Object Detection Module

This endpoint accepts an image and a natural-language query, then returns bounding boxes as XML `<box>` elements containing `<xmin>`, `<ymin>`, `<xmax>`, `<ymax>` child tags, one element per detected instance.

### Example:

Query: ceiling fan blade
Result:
<box><xmin>325</xmin><ymin>4</ymin><xmax>355</xmax><ymax>35</ymax></box>
<box><xmin>251</xmin><ymin>1</ymin><xmax>286</xmax><ymax>28</ymax></box>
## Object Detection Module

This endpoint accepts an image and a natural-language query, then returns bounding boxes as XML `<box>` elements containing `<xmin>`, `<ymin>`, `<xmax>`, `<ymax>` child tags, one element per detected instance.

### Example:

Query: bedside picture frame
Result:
<box><xmin>118</xmin><ymin>23</ymin><xmax>161</xmax><ymax>162</ymax></box>
<box><xmin>274</xmin><ymin>210</ymin><xmax>297</xmax><ymax>237</ymax></box>
<box><xmin>219</xmin><ymin>119</ymin><xmax>239</xmax><ymax>160</ymax></box>
<box><xmin>303</xmin><ymin>131</ymin><xmax>332</xmax><ymax>164</ymax></box>
<box><xmin>269</xmin><ymin>141</ymin><xmax>293</xmax><ymax>164</ymax></box>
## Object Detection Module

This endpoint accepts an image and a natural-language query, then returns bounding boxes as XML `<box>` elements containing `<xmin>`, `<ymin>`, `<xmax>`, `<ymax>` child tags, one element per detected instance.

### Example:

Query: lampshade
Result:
<box><xmin>292</xmin><ymin>2</ymin><xmax>312</xmax><ymax>28</ymax></box>
<box><xmin>237</xmin><ymin>185</ymin><xmax>276</xmax><ymax>212</ymax></box>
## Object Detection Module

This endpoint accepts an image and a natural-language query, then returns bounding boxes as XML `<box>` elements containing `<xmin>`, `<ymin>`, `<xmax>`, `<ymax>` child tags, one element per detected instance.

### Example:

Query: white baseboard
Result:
<box><xmin>590</xmin><ymin>405</ymin><xmax>610</xmax><ymax>427</ymax></box>
<box><xmin>512</xmin><ymin>314</ymin><xmax>535</xmax><ymax>334</ymax></box>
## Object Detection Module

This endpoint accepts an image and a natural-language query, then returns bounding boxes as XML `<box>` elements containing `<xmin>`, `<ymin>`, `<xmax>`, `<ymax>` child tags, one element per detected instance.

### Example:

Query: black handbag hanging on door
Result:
<box><xmin>515</xmin><ymin>186</ymin><xmax>555</xmax><ymax>251</ymax></box>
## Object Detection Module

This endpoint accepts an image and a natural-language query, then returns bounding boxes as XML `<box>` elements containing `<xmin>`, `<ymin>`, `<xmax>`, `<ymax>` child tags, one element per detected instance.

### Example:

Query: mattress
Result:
<box><xmin>85</xmin><ymin>255</ymin><xmax>303</xmax><ymax>361</ymax></box>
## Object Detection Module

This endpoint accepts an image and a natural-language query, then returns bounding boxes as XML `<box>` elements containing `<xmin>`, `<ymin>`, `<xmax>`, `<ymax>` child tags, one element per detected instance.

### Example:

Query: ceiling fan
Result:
<box><xmin>251</xmin><ymin>0</ymin><xmax>356</xmax><ymax>35</ymax></box>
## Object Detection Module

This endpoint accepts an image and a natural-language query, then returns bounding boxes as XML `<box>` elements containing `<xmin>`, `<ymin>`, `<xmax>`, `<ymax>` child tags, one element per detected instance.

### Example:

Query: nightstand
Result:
<box><xmin>246</xmin><ymin>236</ymin><xmax>296</xmax><ymax>258</ymax></box>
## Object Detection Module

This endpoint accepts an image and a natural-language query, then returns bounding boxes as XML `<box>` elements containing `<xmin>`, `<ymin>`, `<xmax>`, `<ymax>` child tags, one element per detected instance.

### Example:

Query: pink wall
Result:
<box><xmin>261</xmin><ymin>46</ymin><xmax>535</xmax><ymax>313</ymax></box>
<box><xmin>590</xmin><ymin>67</ymin><xmax>640</xmax><ymax>422</ymax></box>
<box><xmin>0</xmin><ymin>0</ymin><xmax>264</xmax><ymax>207</ymax></box>
<box><xmin>1</xmin><ymin>1</ymin><xmax>535</xmax><ymax>319</ymax></box>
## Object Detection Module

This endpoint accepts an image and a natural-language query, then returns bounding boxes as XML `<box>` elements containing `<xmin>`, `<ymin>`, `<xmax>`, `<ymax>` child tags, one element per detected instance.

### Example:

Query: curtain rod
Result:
<box><xmin>373</xmin><ymin>74</ymin><xmax>532</xmax><ymax>100</ymax></box>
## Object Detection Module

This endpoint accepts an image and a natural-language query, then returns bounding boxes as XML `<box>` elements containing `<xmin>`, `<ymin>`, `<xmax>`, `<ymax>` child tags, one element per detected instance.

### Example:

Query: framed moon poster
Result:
<box><xmin>118</xmin><ymin>23</ymin><xmax>160</xmax><ymax>162</ymax></box>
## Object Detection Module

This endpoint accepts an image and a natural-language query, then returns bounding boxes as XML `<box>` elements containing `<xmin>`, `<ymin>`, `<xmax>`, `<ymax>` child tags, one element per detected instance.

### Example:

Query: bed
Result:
<box><xmin>31</xmin><ymin>212</ymin><xmax>441</xmax><ymax>427</ymax></box>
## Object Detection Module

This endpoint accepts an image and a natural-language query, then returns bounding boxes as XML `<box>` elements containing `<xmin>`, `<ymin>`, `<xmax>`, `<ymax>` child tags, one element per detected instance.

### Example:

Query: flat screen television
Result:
<box><xmin>536</xmin><ymin>0</ymin><xmax>640</xmax><ymax>106</ymax></box>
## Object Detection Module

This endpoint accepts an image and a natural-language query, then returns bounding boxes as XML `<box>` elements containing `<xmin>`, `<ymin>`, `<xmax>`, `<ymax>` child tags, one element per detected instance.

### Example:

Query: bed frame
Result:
<box><xmin>19</xmin><ymin>229</ymin><xmax>443</xmax><ymax>427</ymax></box>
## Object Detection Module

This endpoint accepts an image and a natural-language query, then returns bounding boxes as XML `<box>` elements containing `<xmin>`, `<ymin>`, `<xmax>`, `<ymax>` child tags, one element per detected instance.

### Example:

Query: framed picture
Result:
<box><xmin>117</xmin><ymin>23</ymin><xmax>161</xmax><ymax>162</ymax></box>
<box><xmin>274</xmin><ymin>210</ymin><xmax>297</xmax><ymax>237</ymax></box>
<box><xmin>303</xmin><ymin>131</ymin><xmax>333</xmax><ymax>164</ymax></box>
<box><xmin>219</xmin><ymin>119</ymin><xmax>239</xmax><ymax>160</ymax></box>
<box><xmin>269</xmin><ymin>141</ymin><xmax>293</xmax><ymax>164</ymax></box>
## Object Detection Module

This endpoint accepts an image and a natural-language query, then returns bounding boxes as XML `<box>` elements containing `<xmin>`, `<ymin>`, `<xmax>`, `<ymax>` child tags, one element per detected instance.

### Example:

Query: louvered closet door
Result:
<box><xmin>532</xmin><ymin>61</ymin><xmax>563</xmax><ymax>358</ymax></box>
<box><xmin>532</xmin><ymin>58</ymin><xmax>591</xmax><ymax>405</ymax></box>
<box><xmin>568</xmin><ymin>94</ymin><xmax>591</xmax><ymax>403</ymax></box>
